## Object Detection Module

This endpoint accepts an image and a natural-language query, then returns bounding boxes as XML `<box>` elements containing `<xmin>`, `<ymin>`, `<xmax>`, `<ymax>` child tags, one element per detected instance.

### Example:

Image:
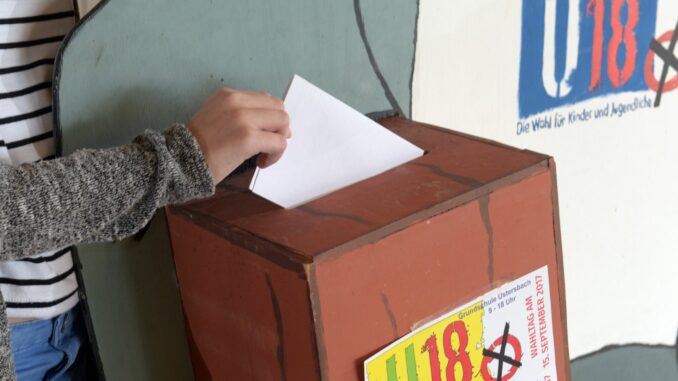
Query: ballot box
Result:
<box><xmin>166</xmin><ymin>116</ymin><xmax>571</xmax><ymax>381</ymax></box>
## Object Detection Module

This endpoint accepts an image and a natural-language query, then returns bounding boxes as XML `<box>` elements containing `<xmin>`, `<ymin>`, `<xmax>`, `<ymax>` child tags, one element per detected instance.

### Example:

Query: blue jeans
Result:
<box><xmin>9</xmin><ymin>305</ymin><xmax>87</xmax><ymax>381</ymax></box>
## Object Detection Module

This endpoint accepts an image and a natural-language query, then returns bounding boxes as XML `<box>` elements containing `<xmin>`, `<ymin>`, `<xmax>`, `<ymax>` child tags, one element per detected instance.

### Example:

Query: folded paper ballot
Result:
<box><xmin>249</xmin><ymin>75</ymin><xmax>424</xmax><ymax>208</ymax></box>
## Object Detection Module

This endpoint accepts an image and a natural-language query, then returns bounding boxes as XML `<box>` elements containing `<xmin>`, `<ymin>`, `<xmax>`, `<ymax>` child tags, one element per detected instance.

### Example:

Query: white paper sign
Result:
<box><xmin>364</xmin><ymin>266</ymin><xmax>558</xmax><ymax>381</ymax></box>
<box><xmin>249</xmin><ymin>75</ymin><xmax>424</xmax><ymax>208</ymax></box>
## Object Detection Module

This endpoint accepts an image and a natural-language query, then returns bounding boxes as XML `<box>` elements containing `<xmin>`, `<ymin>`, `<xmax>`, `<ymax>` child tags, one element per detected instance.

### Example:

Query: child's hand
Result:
<box><xmin>188</xmin><ymin>88</ymin><xmax>291</xmax><ymax>184</ymax></box>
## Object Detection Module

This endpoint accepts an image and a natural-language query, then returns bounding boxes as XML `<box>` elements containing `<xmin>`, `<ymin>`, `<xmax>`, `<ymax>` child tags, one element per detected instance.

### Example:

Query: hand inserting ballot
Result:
<box><xmin>188</xmin><ymin>88</ymin><xmax>291</xmax><ymax>184</ymax></box>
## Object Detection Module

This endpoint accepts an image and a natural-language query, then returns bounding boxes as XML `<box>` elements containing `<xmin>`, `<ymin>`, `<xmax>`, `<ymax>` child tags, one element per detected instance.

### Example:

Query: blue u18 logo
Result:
<box><xmin>518</xmin><ymin>0</ymin><xmax>658</xmax><ymax>118</ymax></box>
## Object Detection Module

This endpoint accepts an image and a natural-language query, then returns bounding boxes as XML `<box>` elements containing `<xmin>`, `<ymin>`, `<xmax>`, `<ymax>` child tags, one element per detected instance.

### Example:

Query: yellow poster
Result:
<box><xmin>364</xmin><ymin>266</ymin><xmax>556</xmax><ymax>381</ymax></box>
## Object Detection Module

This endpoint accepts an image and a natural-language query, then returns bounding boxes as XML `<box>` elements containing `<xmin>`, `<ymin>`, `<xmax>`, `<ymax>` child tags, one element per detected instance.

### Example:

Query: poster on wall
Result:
<box><xmin>517</xmin><ymin>0</ymin><xmax>676</xmax><ymax>134</ymax></box>
<box><xmin>364</xmin><ymin>266</ymin><xmax>556</xmax><ymax>381</ymax></box>
<box><xmin>413</xmin><ymin>0</ymin><xmax>678</xmax><ymax>359</ymax></box>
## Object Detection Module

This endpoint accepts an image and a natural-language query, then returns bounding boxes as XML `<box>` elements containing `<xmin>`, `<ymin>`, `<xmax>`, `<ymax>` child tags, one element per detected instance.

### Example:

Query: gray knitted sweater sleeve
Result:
<box><xmin>0</xmin><ymin>124</ymin><xmax>215</xmax><ymax>379</ymax></box>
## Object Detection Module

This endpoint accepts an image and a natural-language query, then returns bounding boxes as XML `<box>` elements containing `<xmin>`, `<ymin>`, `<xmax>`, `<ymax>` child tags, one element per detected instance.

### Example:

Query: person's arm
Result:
<box><xmin>0</xmin><ymin>88</ymin><xmax>290</xmax><ymax>260</ymax></box>
<box><xmin>0</xmin><ymin>125</ymin><xmax>212</xmax><ymax>258</ymax></box>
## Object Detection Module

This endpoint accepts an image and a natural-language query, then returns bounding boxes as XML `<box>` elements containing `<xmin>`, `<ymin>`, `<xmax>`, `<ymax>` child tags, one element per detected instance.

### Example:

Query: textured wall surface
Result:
<box><xmin>413</xmin><ymin>0</ymin><xmax>678</xmax><ymax>368</ymax></box>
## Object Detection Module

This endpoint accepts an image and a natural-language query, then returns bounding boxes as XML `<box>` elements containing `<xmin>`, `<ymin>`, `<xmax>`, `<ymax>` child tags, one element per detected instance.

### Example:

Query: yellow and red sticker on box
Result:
<box><xmin>364</xmin><ymin>266</ymin><xmax>556</xmax><ymax>381</ymax></box>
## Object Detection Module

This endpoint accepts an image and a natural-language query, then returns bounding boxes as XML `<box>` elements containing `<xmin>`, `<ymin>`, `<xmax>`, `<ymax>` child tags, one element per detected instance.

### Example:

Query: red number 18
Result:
<box><xmin>421</xmin><ymin>321</ymin><xmax>472</xmax><ymax>381</ymax></box>
<box><xmin>588</xmin><ymin>0</ymin><xmax>639</xmax><ymax>90</ymax></box>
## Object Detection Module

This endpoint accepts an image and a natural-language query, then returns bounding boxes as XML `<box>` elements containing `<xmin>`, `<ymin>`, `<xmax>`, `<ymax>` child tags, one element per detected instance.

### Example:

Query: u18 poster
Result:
<box><xmin>364</xmin><ymin>266</ymin><xmax>556</xmax><ymax>381</ymax></box>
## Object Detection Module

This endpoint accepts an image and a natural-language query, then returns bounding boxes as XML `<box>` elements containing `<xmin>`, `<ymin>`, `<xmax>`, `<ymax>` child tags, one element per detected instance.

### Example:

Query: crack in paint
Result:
<box><xmin>265</xmin><ymin>273</ymin><xmax>287</xmax><ymax>381</ymax></box>
<box><xmin>298</xmin><ymin>205</ymin><xmax>372</xmax><ymax>225</ymax></box>
<box><xmin>412</xmin><ymin>162</ymin><xmax>483</xmax><ymax>187</ymax></box>
<box><xmin>478</xmin><ymin>195</ymin><xmax>495</xmax><ymax>287</ymax></box>
<box><xmin>381</xmin><ymin>292</ymin><xmax>399</xmax><ymax>339</ymax></box>
<box><xmin>353</xmin><ymin>0</ymin><xmax>404</xmax><ymax>116</ymax></box>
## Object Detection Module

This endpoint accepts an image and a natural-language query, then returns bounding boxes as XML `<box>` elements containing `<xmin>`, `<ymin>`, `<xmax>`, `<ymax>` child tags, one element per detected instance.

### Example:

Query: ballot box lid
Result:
<box><xmin>170</xmin><ymin>117</ymin><xmax>549</xmax><ymax>263</ymax></box>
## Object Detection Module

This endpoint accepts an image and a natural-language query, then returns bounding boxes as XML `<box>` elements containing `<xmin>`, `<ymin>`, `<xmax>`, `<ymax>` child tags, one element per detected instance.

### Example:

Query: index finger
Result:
<box><xmin>213</xmin><ymin>88</ymin><xmax>285</xmax><ymax>110</ymax></box>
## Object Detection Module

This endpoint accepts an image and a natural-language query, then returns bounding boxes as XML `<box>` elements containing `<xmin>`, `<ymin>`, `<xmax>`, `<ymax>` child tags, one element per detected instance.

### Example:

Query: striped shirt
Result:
<box><xmin>0</xmin><ymin>0</ymin><xmax>78</xmax><ymax>319</ymax></box>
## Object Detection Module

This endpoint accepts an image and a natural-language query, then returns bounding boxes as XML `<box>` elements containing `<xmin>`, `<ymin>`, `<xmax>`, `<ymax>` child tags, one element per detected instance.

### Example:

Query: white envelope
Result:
<box><xmin>249</xmin><ymin>75</ymin><xmax>424</xmax><ymax>208</ymax></box>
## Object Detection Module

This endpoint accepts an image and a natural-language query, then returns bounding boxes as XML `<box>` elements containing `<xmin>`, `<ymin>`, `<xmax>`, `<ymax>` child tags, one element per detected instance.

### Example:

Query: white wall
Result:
<box><xmin>413</xmin><ymin>0</ymin><xmax>678</xmax><ymax>358</ymax></box>
<box><xmin>76</xmin><ymin>0</ymin><xmax>99</xmax><ymax>16</ymax></box>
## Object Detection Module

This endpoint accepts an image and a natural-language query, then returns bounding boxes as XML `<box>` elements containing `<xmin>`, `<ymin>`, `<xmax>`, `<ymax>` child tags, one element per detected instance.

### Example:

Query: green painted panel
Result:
<box><xmin>58</xmin><ymin>0</ymin><xmax>418</xmax><ymax>153</ymax></box>
<box><xmin>571</xmin><ymin>345</ymin><xmax>677</xmax><ymax>381</ymax></box>
<box><xmin>76</xmin><ymin>212</ymin><xmax>193</xmax><ymax>381</ymax></box>
<box><xmin>359</xmin><ymin>0</ymin><xmax>419</xmax><ymax>116</ymax></box>
<box><xmin>55</xmin><ymin>1</ymin><xmax>418</xmax><ymax>379</ymax></box>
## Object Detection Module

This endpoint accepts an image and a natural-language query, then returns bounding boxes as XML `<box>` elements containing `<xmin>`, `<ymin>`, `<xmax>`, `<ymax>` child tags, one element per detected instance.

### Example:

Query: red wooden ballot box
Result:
<box><xmin>166</xmin><ymin>117</ymin><xmax>571</xmax><ymax>381</ymax></box>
